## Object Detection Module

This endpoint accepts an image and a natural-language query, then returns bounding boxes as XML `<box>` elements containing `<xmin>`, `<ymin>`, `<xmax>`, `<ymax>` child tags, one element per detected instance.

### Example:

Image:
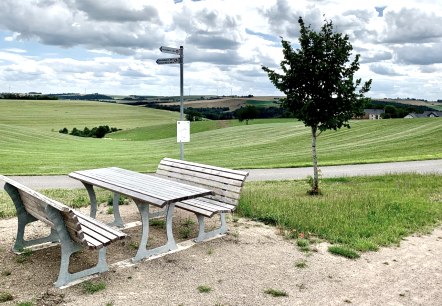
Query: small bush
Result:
<box><xmin>197</xmin><ymin>285</ymin><xmax>212</xmax><ymax>293</ymax></box>
<box><xmin>82</xmin><ymin>280</ymin><xmax>106</xmax><ymax>294</ymax></box>
<box><xmin>178</xmin><ymin>227</ymin><xmax>192</xmax><ymax>239</ymax></box>
<box><xmin>328</xmin><ymin>246</ymin><xmax>360</xmax><ymax>259</ymax></box>
<box><xmin>182</xmin><ymin>218</ymin><xmax>195</xmax><ymax>227</ymax></box>
<box><xmin>150</xmin><ymin>219</ymin><xmax>166</xmax><ymax>228</ymax></box>
<box><xmin>264</xmin><ymin>288</ymin><xmax>288</xmax><ymax>297</ymax></box>
<box><xmin>107</xmin><ymin>194</ymin><xmax>128</xmax><ymax>206</ymax></box>
<box><xmin>0</xmin><ymin>291</ymin><xmax>13</xmax><ymax>302</ymax></box>
<box><xmin>294</xmin><ymin>259</ymin><xmax>307</xmax><ymax>268</ymax></box>
<box><xmin>17</xmin><ymin>302</ymin><xmax>33</xmax><ymax>306</ymax></box>
<box><xmin>128</xmin><ymin>241</ymin><xmax>139</xmax><ymax>250</ymax></box>
<box><xmin>15</xmin><ymin>248</ymin><xmax>33</xmax><ymax>263</ymax></box>
<box><xmin>1</xmin><ymin>270</ymin><xmax>11</xmax><ymax>276</ymax></box>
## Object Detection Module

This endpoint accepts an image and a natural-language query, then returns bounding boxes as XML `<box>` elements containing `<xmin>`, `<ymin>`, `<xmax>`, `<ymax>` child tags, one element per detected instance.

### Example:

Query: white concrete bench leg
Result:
<box><xmin>46</xmin><ymin>206</ymin><xmax>109</xmax><ymax>288</ymax></box>
<box><xmin>195</xmin><ymin>212</ymin><xmax>227</xmax><ymax>242</ymax></box>
<box><xmin>133</xmin><ymin>201</ymin><xmax>178</xmax><ymax>262</ymax></box>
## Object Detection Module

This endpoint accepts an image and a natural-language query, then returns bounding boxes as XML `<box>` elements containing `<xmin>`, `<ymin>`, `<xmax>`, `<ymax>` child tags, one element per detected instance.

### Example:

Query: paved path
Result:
<box><xmin>1</xmin><ymin>159</ymin><xmax>441</xmax><ymax>190</ymax></box>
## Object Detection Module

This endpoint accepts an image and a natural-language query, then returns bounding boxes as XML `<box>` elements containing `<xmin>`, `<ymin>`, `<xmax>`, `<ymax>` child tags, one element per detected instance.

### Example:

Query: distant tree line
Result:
<box><xmin>368</xmin><ymin>100</ymin><xmax>433</xmax><ymax>118</ymax></box>
<box><xmin>50</xmin><ymin>93</ymin><xmax>114</xmax><ymax>101</ymax></box>
<box><xmin>144</xmin><ymin>103</ymin><xmax>294</xmax><ymax>121</ymax></box>
<box><xmin>0</xmin><ymin>93</ymin><xmax>58</xmax><ymax>100</ymax></box>
<box><xmin>59</xmin><ymin>125</ymin><xmax>121</xmax><ymax>138</ymax></box>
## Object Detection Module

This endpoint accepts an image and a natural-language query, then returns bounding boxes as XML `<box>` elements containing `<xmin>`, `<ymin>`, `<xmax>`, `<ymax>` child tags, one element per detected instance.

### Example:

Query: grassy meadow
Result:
<box><xmin>238</xmin><ymin>174</ymin><xmax>442</xmax><ymax>254</ymax></box>
<box><xmin>0</xmin><ymin>99</ymin><xmax>441</xmax><ymax>175</ymax></box>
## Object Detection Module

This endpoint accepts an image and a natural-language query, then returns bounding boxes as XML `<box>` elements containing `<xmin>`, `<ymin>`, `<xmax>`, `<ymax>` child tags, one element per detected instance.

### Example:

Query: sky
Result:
<box><xmin>0</xmin><ymin>0</ymin><xmax>441</xmax><ymax>100</ymax></box>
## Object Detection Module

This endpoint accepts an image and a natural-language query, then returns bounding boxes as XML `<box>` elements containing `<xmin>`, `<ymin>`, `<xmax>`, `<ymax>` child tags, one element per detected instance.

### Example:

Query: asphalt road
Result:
<box><xmin>1</xmin><ymin>159</ymin><xmax>441</xmax><ymax>190</ymax></box>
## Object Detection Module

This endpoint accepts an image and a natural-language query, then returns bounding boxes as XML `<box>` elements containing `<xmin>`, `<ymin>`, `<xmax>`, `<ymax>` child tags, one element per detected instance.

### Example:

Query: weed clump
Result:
<box><xmin>82</xmin><ymin>280</ymin><xmax>106</xmax><ymax>294</ymax></box>
<box><xmin>264</xmin><ymin>288</ymin><xmax>288</xmax><ymax>297</ymax></box>
<box><xmin>328</xmin><ymin>245</ymin><xmax>360</xmax><ymax>259</ymax></box>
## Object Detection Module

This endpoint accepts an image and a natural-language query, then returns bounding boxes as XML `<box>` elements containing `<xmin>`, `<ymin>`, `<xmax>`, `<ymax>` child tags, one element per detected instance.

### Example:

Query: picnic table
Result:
<box><xmin>69</xmin><ymin>167</ymin><xmax>213</xmax><ymax>261</ymax></box>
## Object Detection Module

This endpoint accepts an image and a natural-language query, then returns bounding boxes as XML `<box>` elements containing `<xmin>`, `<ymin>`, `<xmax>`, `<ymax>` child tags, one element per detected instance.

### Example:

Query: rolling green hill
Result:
<box><xmin>0</xmin><ymin>99</ymin><xmax>441</xmax><ymax>175</ymax></box>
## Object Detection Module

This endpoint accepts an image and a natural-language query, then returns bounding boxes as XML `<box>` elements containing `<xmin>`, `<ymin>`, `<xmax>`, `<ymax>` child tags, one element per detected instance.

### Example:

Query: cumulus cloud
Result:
<box><xmin>0</xmin><ymin>0</ymin><xmax>165</xmax><ymax>52</ymax></box>
<box><xmin>360</xmin><ymin>51</ymin><xmax>393</xmax><ymax>63</ymax></box>
<box><xmin>380</xmin><ymin>8</ymin><xmax>442</xmax><ymax>43</ymax></box>
<box><xmin>74</xmin><ymin>0</ymin><xmax>161</xmax><ymax>23</ymax></box>
<box><xmin>395</xmin><ymin>43</ymin><xmax>442</xmax><ymax>65</ymax></box>
<box><xmin>173</xmin><ymin>7</ymin><xmax>242</xmax><ymax>51</ymax></box>
<box><xmin>369</xmin><ymin>63</ymin><xmax>403</xmax><ymax>76</ymax></box>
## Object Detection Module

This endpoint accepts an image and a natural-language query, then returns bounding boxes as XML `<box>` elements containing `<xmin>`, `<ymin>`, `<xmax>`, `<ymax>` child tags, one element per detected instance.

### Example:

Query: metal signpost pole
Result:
<box><xmin>179</xmin><ymin>46</ymin><xmax>184</xmax><ymax>160</ymax></box>
<box><xmin>157</xmin><ymin>45</ymin><xmax>187</xmax><ymax>160</ymax></box>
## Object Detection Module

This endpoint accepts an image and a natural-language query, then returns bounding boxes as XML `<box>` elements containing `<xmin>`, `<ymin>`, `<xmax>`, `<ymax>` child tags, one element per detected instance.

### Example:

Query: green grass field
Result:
<box><xmin>0</xmin><ymin>99</ymin><xmax>441</xmax><ymax>175</ymax></box>
<box><xmin>238</xmin><ymin>174</ymin><xmax>442</xmax><ymax>253</ymax></box>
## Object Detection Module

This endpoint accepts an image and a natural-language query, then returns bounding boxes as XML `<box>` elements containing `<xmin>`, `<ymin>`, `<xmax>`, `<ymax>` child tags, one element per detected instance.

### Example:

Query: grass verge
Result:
<box><xmin>238</xmin><ymin>174</ymin><xmax>442</xmax><ymax>255</ymax></box>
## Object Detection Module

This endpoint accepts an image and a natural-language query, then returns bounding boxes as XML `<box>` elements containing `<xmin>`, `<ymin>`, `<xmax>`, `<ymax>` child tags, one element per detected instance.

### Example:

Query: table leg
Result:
<box><xmin>108</xmin><ymin>192</ymin><xmax>124</xmax><ymax>228</ymax></box>
<box><xmin>133</xmin><ymin>201</ymin><xmax>177</xmax><ymax>262</ymax></box>
<box><xmin>83</xmin><ymin>183</ymin><xmax>97</xmax><ymax>219</ymax></box>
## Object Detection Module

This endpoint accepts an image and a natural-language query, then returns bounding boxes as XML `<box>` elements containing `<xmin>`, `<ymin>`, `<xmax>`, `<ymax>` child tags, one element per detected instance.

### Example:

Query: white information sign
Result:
<box><xmin>177</xmin><ymin>121</ymin><xmax>190</xmax><ymax>143</ymax></box>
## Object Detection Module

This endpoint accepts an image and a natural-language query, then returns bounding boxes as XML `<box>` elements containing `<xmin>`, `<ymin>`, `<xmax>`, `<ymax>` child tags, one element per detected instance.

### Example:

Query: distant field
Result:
<box><xmin>374</xmin><ymin>98</ymin><xmax>442</xmax><ymax>110</ymax></box>
<box><xmin>0</xmin><ymin>99</ymin><xmax>441</xmax><ymax>175</ymax></box>
<box><xmin>162</xmin><ymin>96</ymin><xmax>280</xmax><ymax>111</ymax></box>
<box><xmin>0</xmin><ymin>99</ymin><xmax>178</xmax><ymax>131</ymax></box>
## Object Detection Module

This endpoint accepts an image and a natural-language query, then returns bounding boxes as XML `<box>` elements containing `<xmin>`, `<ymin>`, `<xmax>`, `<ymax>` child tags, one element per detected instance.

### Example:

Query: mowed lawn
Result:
<box><xmin>0</xmin><ymin>99</ymin><xmax>441</xmax><ymax>175</ymax></box>
<box><xmin>238</xmin><ymin>174</ymin><xmax>442</xmax><ymax>254</ymax></box>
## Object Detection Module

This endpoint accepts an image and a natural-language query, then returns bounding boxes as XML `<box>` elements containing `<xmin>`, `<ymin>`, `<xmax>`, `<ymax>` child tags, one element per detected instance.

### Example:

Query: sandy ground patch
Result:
<box><xmin>1</xmin><ymin>203</ymin><xmax>442</xmax><ymax>306</ymax></box>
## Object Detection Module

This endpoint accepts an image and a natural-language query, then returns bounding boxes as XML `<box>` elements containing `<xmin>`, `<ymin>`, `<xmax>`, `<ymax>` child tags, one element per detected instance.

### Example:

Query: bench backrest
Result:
<box><xmin>156</xmin><ymin>158</ymin><xmax>249</xmax><ymax>207</ymax></box>
<box><xmin>1</xmin><ymin>175</ymin><xmax>125</xmax><ymax>249</ymax></box>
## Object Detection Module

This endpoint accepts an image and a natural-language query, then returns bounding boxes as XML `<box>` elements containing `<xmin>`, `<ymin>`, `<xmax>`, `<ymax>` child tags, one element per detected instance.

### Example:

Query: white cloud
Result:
<box><xmin>0</xmin><ymin>0</ymin><xmax>440</xmax><ymax>99</ymax></box>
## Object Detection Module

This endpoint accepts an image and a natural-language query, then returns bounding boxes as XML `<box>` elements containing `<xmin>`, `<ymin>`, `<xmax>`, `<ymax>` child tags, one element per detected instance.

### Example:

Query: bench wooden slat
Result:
<box><xmin>162</xmin><ymin>158</ymin><xmax>249</xmax><ymax>179</ymax></box>
<box><xmin>82</xmin><ymin>233</ymin><xmax>105</xmax><ymax>250</ymax></box>
<box><xmin>80</xmin><ymin>226</ymin><xmax>112</xmax><ymax>246</ymax></box>
<box><xmin>76</xmin><ymin>214</ymin><xmax>125</xmax><ymax>241</ymax></box>
<box><xmin>185</xmin><ymin>197</ymin><xmax>236</xmax><ymax>211</ymax></box>
<box><xmin>157</xmin><ymin>165</ymin><xmax>244</xmax><ymax>187</ymax></box>
<box><xmin>156</xmin><ymin>169</ymin><xmax>242</xmax><ymax>194</ymax></box>
<box><xmin>174</xmin><ymin>201</ymin><xmax>215</xmax><ymax>217</ymax></box>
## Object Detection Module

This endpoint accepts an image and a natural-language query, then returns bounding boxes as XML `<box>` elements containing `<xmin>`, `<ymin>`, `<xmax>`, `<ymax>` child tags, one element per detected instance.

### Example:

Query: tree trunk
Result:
<box><xmin>310</xmin><ymin>126</ymin><xmax>320</xmax><ymax>194</ymax></box>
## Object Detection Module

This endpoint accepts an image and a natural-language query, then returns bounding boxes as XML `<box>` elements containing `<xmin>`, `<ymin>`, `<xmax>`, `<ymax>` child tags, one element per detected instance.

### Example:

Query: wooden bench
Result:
<box><xmin>1</xmin><ymin>175</ymin><xmax>127</xmax><ymax>288</ymax></box>
<box><xmin>156</xmin><ymin>158</ymin><xmax>249</xmax><ymax>242</ymax></box>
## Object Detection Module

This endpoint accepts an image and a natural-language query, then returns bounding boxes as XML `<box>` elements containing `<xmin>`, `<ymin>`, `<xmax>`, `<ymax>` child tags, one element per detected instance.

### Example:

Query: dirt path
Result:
<box><xmin>1</xmin><ymin>203</ymin><xmax>441</xmax><ymax>305</ymax></box>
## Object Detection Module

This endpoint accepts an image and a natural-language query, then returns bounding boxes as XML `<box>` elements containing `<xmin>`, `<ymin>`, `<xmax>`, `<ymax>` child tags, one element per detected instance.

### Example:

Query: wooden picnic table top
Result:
<box><xmin>69</xmin><ymin>167</ymin><xmax>213</xmax><ymax>208</ymax></box>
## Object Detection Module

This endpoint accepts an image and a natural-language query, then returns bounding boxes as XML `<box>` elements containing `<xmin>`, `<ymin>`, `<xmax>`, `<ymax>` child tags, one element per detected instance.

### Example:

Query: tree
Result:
<box><xmin>236</xmin><ymin>105</ymin><xmax>259</xmax><ymax>125</ymax></box>
<box><xmin>383</xmin><ymin>105</ymin><xmax>397</xmax><ymax>118</ymax></box>
<box><xmin>185</xmin><ymin>109</ymin><xmax>203</xmax><ymax>121</ymax></box>
<box><xmin>262</xmin><ymin>17</ymin><xmax>371</xmax><ymax>194</ymax></box>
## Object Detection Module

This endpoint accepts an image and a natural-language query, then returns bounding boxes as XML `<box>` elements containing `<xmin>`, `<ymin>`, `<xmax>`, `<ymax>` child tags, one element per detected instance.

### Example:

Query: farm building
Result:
<box><xmin>362</xmin><ymin>109</ymin><xmax>384</xmax><ymax>120</ymax></box>
<box><xmin>404</xmin><ymin>111</ymin><xmax>442</xmax><ymax>118</ymax></box>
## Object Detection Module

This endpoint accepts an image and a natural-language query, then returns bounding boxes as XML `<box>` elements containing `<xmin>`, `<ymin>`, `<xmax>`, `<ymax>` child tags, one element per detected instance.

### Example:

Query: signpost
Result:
<box><xmin>156</xmin><ymin>58</ymin><xmax>181</xmax><ymax>65</ymax></box>
<box><xmin>157</xmin><ymin>45</ymin><xmax>186</xmax><ymax>160</ymax></box>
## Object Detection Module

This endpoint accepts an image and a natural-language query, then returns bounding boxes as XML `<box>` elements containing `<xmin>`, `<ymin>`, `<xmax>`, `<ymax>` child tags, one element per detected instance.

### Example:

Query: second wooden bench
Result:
<box><xmin>156</xmin><ymin>158</ymin><xmax>249</xmax><ymax>242</ymax></box>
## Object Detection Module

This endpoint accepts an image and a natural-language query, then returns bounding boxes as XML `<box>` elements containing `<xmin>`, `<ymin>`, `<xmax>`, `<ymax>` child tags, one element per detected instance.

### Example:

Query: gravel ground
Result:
<box><xmin>1</xmin><ymin>203</ymin><xmax>442</xmax><ymax>306</ymax></box>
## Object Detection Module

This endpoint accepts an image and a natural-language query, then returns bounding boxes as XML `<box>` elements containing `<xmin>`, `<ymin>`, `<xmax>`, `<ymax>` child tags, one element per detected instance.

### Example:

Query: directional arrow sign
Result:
<box><xmin>156</xmin><ymin>57</ymin><xmax>181</xmax><ymax>65</ymax></box>
<box><xmin>160</xmin><ymin>46</ymin><xmax>181</xmax><ymax>55</ymax></box>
